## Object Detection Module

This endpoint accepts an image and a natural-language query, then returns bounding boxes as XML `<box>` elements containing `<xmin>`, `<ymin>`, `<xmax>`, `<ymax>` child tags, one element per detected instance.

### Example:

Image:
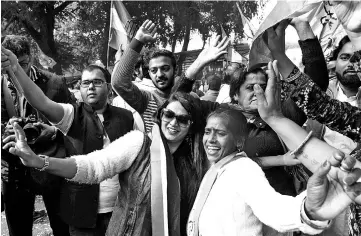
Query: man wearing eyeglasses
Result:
<box><xmin>1</xmin><ymin>35</ymin><xmax>73</xmax><ymax>236</ymax></box>
<box><xmin>112</xmin><ymin>20</ymin><xmax>228</xmax><ymax>133</ymax></box>
<box><xmin>2</xmin><ymin>45</ymin><xmax>136</xmax><ymax>235</ymax></box>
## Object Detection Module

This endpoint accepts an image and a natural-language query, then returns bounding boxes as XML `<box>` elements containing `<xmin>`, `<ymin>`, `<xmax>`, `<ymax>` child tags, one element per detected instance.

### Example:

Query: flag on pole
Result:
<box><xmin>220</xmin><ymin>25</ymin><xmax>247</xmax><ymax>65</ymax></box>
<box><xmin>108</xmin><ymin>0</ymin><xmax>133</xmax><ymax>52</ymax></box>
<box><xmin>236</xmin><ymin>1</ymin><xmax>256</xmax><ymax>40</ymax></box>
<box><xmin>220</xmin><ymin>25</ymin><xmax>232</xmax><ymax>63</ymax></box>
<box><xmin>248</xmin><ymin>0</ymin><xmax>346</xmax><ymax>70</ymax></box>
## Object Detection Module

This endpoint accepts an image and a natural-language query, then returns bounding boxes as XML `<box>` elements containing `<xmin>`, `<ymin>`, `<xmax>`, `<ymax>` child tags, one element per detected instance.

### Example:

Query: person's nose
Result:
<box><xmin>88</xmin><ymin>81</ymin><xmax>95</xmax><ymax>89</ymax></box>
<box><xmin>156</xmin><ymin>68</ymin><xmax>164</xmax><ymax>77</ymax></box>
<box><xmin>169</xmin><ymin>117</ymin><xmax>179</xmax><ymax>126</ymax></box>
<box><xmin>207</xmin><ymin>131</ymin><xmax>217</xmax><ymax>143</ymax></box>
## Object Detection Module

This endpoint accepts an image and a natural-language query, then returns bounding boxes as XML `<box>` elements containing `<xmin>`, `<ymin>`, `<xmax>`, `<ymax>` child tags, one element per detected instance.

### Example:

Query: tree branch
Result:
<box><xmin>54</xmin><ymin>1</ymin><xmax>74</xmax><ymax>16</ymax></box>
<box><xmin>19</xmin><ymin>18</ymin><xmax>42</xmax><ymax>41</ymax></box>
<box><xmin>3</xmin><ymin>16</ymin><xmax>16</xmax><ymax>31</ymax></box>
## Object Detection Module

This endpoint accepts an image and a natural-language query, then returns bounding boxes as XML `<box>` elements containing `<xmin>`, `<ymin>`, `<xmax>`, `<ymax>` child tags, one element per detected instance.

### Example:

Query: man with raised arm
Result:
<box><xmin>1</xmin><ymin>44</ymin><xmax>135</xmax><ymax>235</ymax></box>
<box><xmin>111</xmin><ymin>20</ymin><xmax>229</xmax><ymax>133</ymax></box>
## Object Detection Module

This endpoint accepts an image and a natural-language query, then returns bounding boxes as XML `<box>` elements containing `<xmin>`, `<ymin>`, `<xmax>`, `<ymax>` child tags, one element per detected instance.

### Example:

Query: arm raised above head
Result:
<box><xmin>1</xmin><ymin>47</ymin><xmax>64</xmax><ymax>124</ymax></box>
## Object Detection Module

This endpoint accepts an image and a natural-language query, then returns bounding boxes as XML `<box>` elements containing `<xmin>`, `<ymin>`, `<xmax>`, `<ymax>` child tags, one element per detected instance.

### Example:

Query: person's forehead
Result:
<box><xmin>339</xmin><ymin>42</ymin><xmax>355</xmax><ymax>55</ymax></box>
<box><xmin>205</xmin><ymin>116</ymin><xmax>229</xmax><ymax>131</ymax></box>
<box><xmin>81</xmin><ymin>69</ymin><xmax>106</xmax><ymax>81</ymax></box>
<box><xmin>243</xmin><ymin>72</ymin><xmax>266</xmax><ymax>85</ymax></box>
<box><xmin>149</xmin><ymin>56</ymin><xmax>173</xmax><ymax>67</ymax></box>
<box><xmin>166</xmin><ymin>101</ymin><xmax>188</xmax><ymax>115</ymax></box>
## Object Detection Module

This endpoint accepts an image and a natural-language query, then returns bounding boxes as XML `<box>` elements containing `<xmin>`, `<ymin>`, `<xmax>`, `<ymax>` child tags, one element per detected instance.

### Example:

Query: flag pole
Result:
<box><xmin>106</xmin><ymin>0</ymin><xmax>113</xmax><ymax>69</ymax></box>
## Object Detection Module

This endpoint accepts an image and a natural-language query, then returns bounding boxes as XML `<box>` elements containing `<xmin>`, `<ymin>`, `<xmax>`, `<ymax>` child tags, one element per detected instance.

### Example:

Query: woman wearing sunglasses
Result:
<box><xmin>3</xmin><ymin>91</ymin><xmax>216</xmax><ymax>236</ymax></box>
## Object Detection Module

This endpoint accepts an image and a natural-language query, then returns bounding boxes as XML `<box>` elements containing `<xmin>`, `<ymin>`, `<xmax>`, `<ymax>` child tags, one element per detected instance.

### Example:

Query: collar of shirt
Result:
<box><xmin>336</xmin><ymin>82</ymin><xmax>357</xmax><ymax>107</ymax></box>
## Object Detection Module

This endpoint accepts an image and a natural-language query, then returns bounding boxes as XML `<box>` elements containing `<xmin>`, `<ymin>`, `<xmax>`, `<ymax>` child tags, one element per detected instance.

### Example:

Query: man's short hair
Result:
<box><xmin>206</xmin><ymin>73</ymin><xmax>222</xmax><ymax>91</ymax></box>
<box><xmin>147</xmin><ymin>49</ymin><xmax>177</xmax><ymax>69</ymax></box>
<box><xmin>2</xmin><ymin>35</ymin><xmax>31</xmax><ymax>58</ymax></box>
<box><xmin>330</xmin><ymin>35</ymin><xmax>351</xmax><ymax>61</ymax></box>
<box><xmin>82</xmin><ymin>64</ymin><xmax>111</xmax><ymax>83</ymax></box>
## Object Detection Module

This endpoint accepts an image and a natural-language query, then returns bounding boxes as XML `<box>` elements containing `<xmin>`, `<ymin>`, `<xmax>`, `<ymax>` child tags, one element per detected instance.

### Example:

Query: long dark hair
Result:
<box><xmin>154</xmin><ymin>92</ymin><xmax>208</xmax><ymax>206</ymax></box>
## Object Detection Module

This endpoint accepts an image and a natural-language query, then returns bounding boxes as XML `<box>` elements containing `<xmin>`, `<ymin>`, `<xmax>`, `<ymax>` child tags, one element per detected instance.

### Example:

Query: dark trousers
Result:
<box><xmin>2</xmin><ymin>181</ymin><xmax>70</xmax><ymax>236</ymax></box>
<box><xmin>69</xmin><ymin>212</ymin><xmax>112</xmax><ymax>236</ymax></box>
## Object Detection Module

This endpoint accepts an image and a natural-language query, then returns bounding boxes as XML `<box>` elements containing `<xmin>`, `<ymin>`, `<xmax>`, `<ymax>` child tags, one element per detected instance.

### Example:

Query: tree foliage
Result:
<box><xmin>1</xmin><ymin>1</ymin><xmax>259</xmax><ymax>75</ymax></box>
<box><xmin>124</xmin><ymin>1</ymin><xmax>259</xmax><ymax>52</ymax></box>
<box><xmin>2</xmin><ymin>1</ymin><xmax>111</xmax><ymax>74</ymax></box>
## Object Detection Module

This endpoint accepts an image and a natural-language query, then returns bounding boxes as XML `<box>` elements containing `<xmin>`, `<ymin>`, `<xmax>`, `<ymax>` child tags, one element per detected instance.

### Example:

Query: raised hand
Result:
<box><xmin>2</xmin><ymin>119</ymin><xmax>44</xmax><ymax>169</ymax></box>
<box><xmin>185</xmin><ymin>35</ymin><xmax>230</xmax><ymax>80</ymax></box>
<box><xmin>134</xmin><ymin>20</ymin><xmax>157</xmax><ymax>44</ymax></box>
<box><xmin>254</xmin><ymin>60</ymin><xmax>284</xmax><ymax>122</ymax></box>
<box><xmin>263</xmin><ymin>19</ymin><xmax>290</xmax><ymax>55</ymax></box>
<box><xmin>1</xmin><ymin>47</ymin><xmax>19</xmax><ymax>73</ymax></box>
<box><xmin>196</xmin><ymin>35</ymin><xmax>230</xmax><ymax>66</ymax></box>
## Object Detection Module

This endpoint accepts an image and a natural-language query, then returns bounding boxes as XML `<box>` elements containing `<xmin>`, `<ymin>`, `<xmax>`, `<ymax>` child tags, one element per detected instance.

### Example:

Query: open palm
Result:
<box><xmin>134</xmin><ymin>20</ymin><xmax>157</xmax><ymax>44</ymax></box>
<box><xmin>197</xmin><ymin>35</ymin><xmax>230</xmax><ymax>65</ymax></box>
<box><xmin>3</xmin><ymin>120</ymin><xmax>39</xmax><ymax>168</ymax></box>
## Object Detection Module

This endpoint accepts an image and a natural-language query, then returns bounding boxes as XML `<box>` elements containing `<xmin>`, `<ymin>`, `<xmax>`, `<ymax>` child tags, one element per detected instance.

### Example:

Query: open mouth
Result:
<box><xmin>167</xmin><ymin>126</ymin><xmax>179</xmax><ymax>134</ymax></box>
<box><xmin>206</xmin><ymin>146</ymin><xmax>220</xmax><ymax>155</ymax></box>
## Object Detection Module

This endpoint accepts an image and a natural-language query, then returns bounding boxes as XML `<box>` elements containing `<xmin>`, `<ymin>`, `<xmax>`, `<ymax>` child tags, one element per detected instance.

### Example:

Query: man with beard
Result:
<box><xmin>328</xmin><ymin>35</ymin><xmax>361</xmax><ymax>107</ymax></box>
<box><xmin>111</xmin><ymin>20</ymin><xmax>228</xmax><ymax>133</ymax></box>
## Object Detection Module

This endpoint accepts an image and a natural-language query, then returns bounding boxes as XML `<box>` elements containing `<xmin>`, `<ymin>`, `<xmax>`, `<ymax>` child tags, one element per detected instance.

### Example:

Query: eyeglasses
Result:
<box><xmin>161</xmin><ymin>108</ymin><xmax>192</xmax><ymax>128</ymax></box>
<box><xmin>149</xmin><ymin>65</ymin><xmax>171</xmax><ymax>74</ymax></box>
<box><xmin>80</xmin><ymin>79</ymin><xmax>107</xmax><ymax>88</ymax></box>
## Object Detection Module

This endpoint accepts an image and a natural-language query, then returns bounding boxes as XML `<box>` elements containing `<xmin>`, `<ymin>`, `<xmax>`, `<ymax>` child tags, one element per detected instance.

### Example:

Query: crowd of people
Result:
<box><xmin>1</xmin><ymin>1</ymin><xmax>361</xmax><ymax>236</ymax></box>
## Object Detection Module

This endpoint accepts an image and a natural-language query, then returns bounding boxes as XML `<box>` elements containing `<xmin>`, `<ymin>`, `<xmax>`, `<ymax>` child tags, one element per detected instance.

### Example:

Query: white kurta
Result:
<box><xmin>197</xmin><ymin>158</ymin><xmax>327</xmax><ymax>236</ymax></box>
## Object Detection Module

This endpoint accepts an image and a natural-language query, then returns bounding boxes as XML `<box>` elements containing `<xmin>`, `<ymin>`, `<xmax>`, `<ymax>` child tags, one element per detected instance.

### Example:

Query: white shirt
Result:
<box><xmin>52</xmin><ymin>104</ymin><xmax>124</xmax><ymax>213</ymax></box>
<box><xmin>196</xmin><ymin>158</ymin><xmax>326</xmax><ymax>236</ymax></box>
<box><xmin>215</xmin><ymin>84</ymin><xmax>231</xmax><ymax>104</ymax></box>
<box><xmin>335</xmin><ymin>83</ymin><xmax>357</xmax><ymax>107</ymax></box>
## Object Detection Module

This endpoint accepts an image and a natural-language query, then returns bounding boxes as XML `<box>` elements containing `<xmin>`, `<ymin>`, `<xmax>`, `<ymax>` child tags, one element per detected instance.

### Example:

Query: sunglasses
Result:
<box><xmin>161</xmin><ymin>108</ymin><xmax>192</xmax><ymax>128</ymax></box>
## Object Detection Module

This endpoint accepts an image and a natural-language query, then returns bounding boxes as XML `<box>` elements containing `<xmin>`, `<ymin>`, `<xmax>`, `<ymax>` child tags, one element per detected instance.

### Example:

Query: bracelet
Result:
<box><xmin>290</xmin><ymin>131</ymin><xmax>313</xmax><ymax>155</ymax></box>
<box><xmin>36</xmin><ymin>155</ymin><xmax>50</xmax><ymax>171</ymax></box>
<box><xmin>300</xmin><ymin>197</ymin><xmax>331</xmax><ymax>230</ymax></box>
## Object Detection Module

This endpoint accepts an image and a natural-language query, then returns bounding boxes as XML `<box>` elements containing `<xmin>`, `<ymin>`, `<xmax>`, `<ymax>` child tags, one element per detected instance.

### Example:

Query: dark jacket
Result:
<box><xmin>106</xmin><ymin>135</ymin><xmax>152</xmax><ymax>236</ymax></box>
<box><xmin>59</xmin><ymin>103</ymin><xmax>134</xmax><ymax>228</ymax></box>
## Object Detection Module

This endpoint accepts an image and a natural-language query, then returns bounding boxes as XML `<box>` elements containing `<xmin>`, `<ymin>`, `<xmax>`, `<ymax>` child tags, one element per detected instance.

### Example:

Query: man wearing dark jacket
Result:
<box><xmin>1</xmin><ymin>35</ymin><xmax>73</xmax><ymax>236</ymax></box>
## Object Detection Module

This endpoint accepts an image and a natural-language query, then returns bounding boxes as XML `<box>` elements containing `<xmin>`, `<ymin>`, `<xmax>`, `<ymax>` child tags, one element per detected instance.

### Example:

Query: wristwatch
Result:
<box><xmin>37</xmin><ymin>155</ymin><xmax>50</xmax><ymax>171</ymax></box>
